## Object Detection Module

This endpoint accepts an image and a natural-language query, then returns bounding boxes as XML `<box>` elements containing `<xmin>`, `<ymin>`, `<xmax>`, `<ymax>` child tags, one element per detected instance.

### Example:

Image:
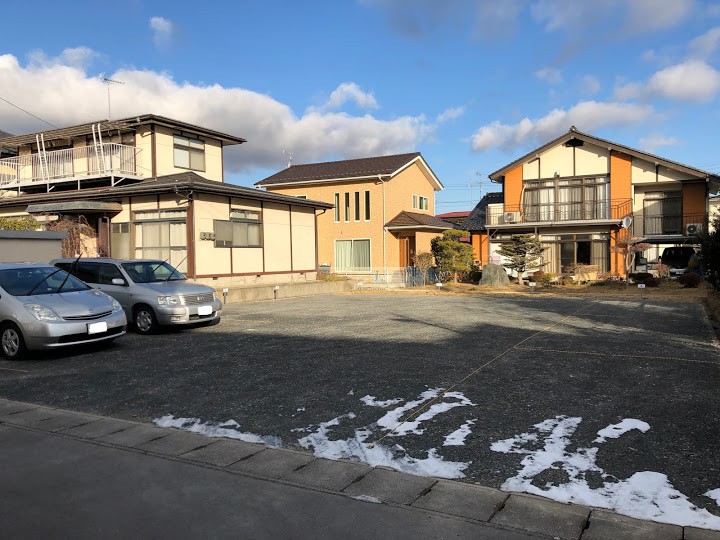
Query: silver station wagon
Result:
<box><xmin>0</xmin><ymin>263</ymin><xmax>127</xmax><ymax>359</ymax></box>
<box><xmin>52</xmin><ymin>258</ymin><xmax>222</xmax><ymax>334</ymax></box>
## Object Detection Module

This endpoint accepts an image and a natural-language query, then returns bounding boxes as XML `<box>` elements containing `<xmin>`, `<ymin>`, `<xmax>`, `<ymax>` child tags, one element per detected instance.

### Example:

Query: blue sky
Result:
<box><xmin>1</xmin><ymin>0</ymin><xmax>719</xmax><ymax>211</ymax></box>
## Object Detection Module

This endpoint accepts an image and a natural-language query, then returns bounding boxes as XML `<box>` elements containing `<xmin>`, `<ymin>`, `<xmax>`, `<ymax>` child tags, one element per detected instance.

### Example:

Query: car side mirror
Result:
<box><xmin>111</xmin><ymin>278</ymin><xmax>127</xmax><ymax>286</ymax></box>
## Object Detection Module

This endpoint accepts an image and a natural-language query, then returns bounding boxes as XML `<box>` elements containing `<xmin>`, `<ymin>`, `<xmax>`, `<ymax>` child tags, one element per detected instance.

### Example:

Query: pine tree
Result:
<box><xmin>495</xmin><ymin>234</ymin><xmax>545</xmax><ymax>285</ymax></box>
<box><xmin>430</xmin><ymin>229</ymin><xmax>473</xmax><ymax>283</ymax></box>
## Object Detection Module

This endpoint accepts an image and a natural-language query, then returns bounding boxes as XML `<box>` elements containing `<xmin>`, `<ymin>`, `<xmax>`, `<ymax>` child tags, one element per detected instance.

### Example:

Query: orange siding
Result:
<box><xmin>470</xmin><ymin>232</ymin><xmax>490</xmax><ymax>266</ymax></box>
<box><xmin>610</xmin><ymin>151</ymin><xmax>632</xmax><ymax>202</ymax></box>
<box><xmin>504</xmin><ymin>166</ymin><xmax>523</xmax><ymax>210</ymax></box>
<box><xmin>683</xmin><ymin>182</ymin><xmax>707</xmax><ymax>216</ymax></box>
<box><xmin>610</xmin><ymin>230</ymin><xmax>624</xmax><ymax>277</ymax></box>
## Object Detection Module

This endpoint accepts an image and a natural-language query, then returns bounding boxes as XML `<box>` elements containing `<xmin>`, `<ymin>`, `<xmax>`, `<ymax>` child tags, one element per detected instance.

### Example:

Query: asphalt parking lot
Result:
<box><xmin>1</xmin><ymin>293</ymin><xmax>719</xmax><ymax>519</ymax></box>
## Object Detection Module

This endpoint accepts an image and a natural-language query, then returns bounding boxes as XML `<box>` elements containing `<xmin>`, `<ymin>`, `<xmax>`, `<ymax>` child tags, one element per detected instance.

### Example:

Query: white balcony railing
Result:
<box><xmin>0</xmin><ymin>143</ymin><xmax>141</xmax><ymax>188</ymax></box>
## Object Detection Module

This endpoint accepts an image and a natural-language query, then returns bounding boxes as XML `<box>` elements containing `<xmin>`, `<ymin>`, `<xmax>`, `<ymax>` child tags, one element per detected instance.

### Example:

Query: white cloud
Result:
<box><xmin>149</xmin><ymin>16</ymin><xmax>175</xmax><ymax>49</ymax></box>
<box><xmin>616</xmin><ymin>60</ymin><xmax>720</xmax><ymax>102</ymax></box>
<box><xmin>436</xmin><ymin>106</ymin><xmax>465</xmax><ymax>123</ymax></box>
<box><xmin>0</xmin><ymin>50</ymin><xmax>433</xmax><ymax>175</ymax></box>
<box><xmin>27</xmin><ymin>47</ymin><xmax>99</xmax><ymax>70</ymax></box>
<box><xmin>638</xmin><ymin>134</ymin><xmax>679</xmax><ymax>153</ymax></box>
<box><xmin>319</xmin><ymin>82</ymin><xmax>378</xmax><ymax>111</ymax></box>
<box><xmin>689</xmin><ymin>26</ymin><xmax>720</xmax><ymax>59</ymax></box>
<box><xmin>535</xmin><ymin>67</ymin><xmax>563</xmax><ymax>84</ymax></box>
<box><xmin>471</xmin><ymin>100</ymin><xmax>654</xmax><ymax>152</ymax></box>
<box><xmin>580</xmin><ymin>75</ymin><xmax>601</xmax><ymax>95</ymax></box>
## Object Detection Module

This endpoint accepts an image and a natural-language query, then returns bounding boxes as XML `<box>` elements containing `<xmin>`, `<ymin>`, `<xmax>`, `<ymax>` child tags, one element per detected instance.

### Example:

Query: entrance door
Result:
<box><xmin>399</xmin><ymin>236</ymin><xmax>416</xmax><ymax>268</ymax></box>
<box><xmin>97</xmin><ymin>217</ymin><xmax>110</xmax><ymax>257</ymax></box>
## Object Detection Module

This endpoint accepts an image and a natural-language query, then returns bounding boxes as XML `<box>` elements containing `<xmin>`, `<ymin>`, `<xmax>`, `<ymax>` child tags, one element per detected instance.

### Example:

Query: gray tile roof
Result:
<box><xmin>256</xmin><ymin>153</ymin><xmax>422</xmax><ymax>186</ymax></box>
<box><xmin>461</xmin><ymin>192</ymin><xmax>503</xmax><ymax>231</ymax></box>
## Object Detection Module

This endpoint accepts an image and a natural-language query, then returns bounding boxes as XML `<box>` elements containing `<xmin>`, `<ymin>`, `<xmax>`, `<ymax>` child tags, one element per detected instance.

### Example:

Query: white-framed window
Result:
<box><xmin>334</xmin><ymin>193</ymin><xmax>340</xmax><ymax>222</ymax></box>
<box><xmin>335</xmin><ymin>239</ymin><xmax>371</xmax><ymax>272</ymax></box>
<box><xmin>173</xmin><ymin>135</ymin><xmax>205</xmax><ymax>171</ymax></box>
<box><xmin>413</xmin><ymin>195</ymin><xmax>429</xmax><ymax>210</ymax></box>
<box><xmin>364</xmin><ymin>190</ymin><xmax>371</xmax><ymax>220</ymax></box>
<box><xmin>133</xmin><ymin>210</ymin><xmax>188</xmax><ymax>273</ymax></box>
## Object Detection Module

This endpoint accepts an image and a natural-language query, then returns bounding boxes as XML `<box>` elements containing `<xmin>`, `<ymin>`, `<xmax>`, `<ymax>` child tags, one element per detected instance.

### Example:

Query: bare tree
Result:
<box><xmin>610</xmin><ymin>234</ymin><xmax>651</xmax><ymax>283</ymax></box>
<box><xmin>45</xmin><ymin>216</ymin><xmax>98</xmax><ymax>257</ymax></box>
<box><xmin>414</xmin><ymin>251</ymin><xmax>434</xmax><ymax>285</ymax></box>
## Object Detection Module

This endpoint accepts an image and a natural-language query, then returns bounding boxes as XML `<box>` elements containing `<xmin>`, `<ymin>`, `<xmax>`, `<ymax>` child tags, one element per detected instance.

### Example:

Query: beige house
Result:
<box><xmin>480</xmin><ymin>127</ymin><xmax>720</xmax><ymax>277</ymax></box>
<box><xmin>255</xmin><ymin>153</ymin><xmax>449</xmax><ymax>282</ymax></box>
<box><xmin>0</xmin><ymin>115</ymin><xmax>331</xmax><ymax>285</ymax></box>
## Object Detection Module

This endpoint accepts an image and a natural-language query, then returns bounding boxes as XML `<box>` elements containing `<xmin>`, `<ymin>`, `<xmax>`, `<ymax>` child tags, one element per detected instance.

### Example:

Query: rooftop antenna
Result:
<box><xmin>282</xmin><ymin>150</ymin><xmax>294</xmax><ymax>168</ymax></box>
<box><xmin>99</xmin><ymin>74</ymin><xmax>124</xmax><ymax>119</ymax></box>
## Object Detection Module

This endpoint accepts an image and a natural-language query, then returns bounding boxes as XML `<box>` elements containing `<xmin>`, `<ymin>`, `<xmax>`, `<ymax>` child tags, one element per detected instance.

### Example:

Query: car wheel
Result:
<box><xmin>133</xmin><ymin>306</ymin><xmax>157</xmax><ymax>335</ymax></box>
<box><xmin>1</xmin><ymin>323</ymin><xmax>27</xmax><ymax>360</ymax></box>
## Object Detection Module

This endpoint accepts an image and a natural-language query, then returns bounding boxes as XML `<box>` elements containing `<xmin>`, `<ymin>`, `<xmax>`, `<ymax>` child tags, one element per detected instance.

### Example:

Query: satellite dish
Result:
<box><xmin>621</xmin><ymin>216</ymin><xmax>633</xmax><ymax>229</ymax></box>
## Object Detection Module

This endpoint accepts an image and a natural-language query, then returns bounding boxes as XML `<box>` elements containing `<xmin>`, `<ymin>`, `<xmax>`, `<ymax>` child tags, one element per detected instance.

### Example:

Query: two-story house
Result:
<box><xmin>0</xmin><ymin>115</ymin><xmax>331</xmax><ymax>284</ymax></box>
<box><xmin>255</xmin><ymin>153</ymin><xmax>449</xmax><ymax>281</ymax></box>
<box><xmin>481</xmin><ymin>127</ymin><xmax>720</xmax><ymax>277</ymax></box>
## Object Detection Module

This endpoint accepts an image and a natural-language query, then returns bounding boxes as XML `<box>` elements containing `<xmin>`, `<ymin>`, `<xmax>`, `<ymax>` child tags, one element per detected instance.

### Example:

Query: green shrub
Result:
<box><xmin>629</xmin><ymin>272</ymin><xmax>653</xmax><ymax>283</ymax></box>
<box><xmin>0</xmin><ymin>216</ymin><xmax>40</xmax><ymax>231</ymax></box>
<box><xmin>678</xmin><ymin>273</ymin><xmax>702</xmax><ymax>288</ymax></box>
<box><xmin>643</xmin><ymin>277</ymin><xmax>660</xmax><ymax>287</ymax></box>
<box><xmin>529</xmin><ymin>270</ymin><xmax>554</xmax><ymax>287</ymax></box>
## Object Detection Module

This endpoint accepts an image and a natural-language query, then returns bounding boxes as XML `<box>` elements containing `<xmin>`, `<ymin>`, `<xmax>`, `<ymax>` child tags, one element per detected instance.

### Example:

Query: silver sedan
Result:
<box><xmin>0</xmin><ymin>263</ymin><xmax>127</xmax><ymax>359</ymax></box>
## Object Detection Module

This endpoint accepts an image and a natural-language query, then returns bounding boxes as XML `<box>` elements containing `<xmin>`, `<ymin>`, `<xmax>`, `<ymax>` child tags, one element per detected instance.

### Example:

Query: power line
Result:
<box><xmin>0</xmin><ymin>95</ymin><xmax>58</xmax><ymax>129</ymax></box>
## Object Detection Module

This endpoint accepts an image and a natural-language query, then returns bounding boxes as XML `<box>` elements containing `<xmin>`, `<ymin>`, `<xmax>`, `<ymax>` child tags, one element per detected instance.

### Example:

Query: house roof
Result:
<box><xmin>256</xmin><ymin>152</ymin><xmax>444</xmax><ymax>190</ymax></box>
<box><xmin>489</xmin><ymin>127</ymin><xmax>720</xmax><ymax>188</ymax></box>
<box><xmin>435</xmin><ymin>211</ymin><xmax>471</xmax><ymax>219</ymax></box>
<box><xmin>385</xmin><ymin>211</ymin><xmax>454</xmax><ymax>230</ymax></box>
<box><xmin>0</xmin><ymin>172</ymin><xmax>332</xmax><ymax>210</ymax></box>
<box><xmin>461</xmin><ymin>192</ymin><xmax>504</xmax><ymax>231</ymax></box>
<box><xmin>0</xmin><ymin>114</ymin><xmax>247</xmax><ymax>147</ymax></box>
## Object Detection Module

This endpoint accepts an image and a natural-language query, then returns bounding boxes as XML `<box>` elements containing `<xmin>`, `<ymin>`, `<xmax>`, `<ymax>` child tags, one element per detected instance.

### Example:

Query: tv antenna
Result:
<box><xmin>99</xmin><ymin>74</ymin><xmax>124</xmax><ymax>119</ymax></box>
<box><xmin>282</xmin><ymin>150</ymin><xmax>294</xmax><ymax>168</ymax></box>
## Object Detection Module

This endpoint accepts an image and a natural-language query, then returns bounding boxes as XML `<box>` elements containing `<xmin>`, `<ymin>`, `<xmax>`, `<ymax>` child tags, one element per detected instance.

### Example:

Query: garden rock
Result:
<box><xmin>481</xmin><ymin>263</ymin><xmax>510</xmax><ymax>286</ymax></box>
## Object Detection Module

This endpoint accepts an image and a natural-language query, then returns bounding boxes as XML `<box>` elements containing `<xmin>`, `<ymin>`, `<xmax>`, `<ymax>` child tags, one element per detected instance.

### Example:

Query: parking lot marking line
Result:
<box><xmin>0</xmin><ymin>366</ymin><xmax>29</xmax><ymax>373</ymax></box>
<box><xmin>371</xmin><ymin>301</ymin><xmax>600</xmax><ymax>447</ymax></box>
<box><xmin>514</xmin><ymin>346</ymin><xmax>719</xmax><ymax>366</ymax></box>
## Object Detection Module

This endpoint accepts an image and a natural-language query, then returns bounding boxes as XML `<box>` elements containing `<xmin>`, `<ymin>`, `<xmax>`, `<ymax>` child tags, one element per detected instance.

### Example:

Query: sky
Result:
<box><xmin>1</xmin><ymin>0</ymin><xmax>720</xmax><ymax>212</ymax></box>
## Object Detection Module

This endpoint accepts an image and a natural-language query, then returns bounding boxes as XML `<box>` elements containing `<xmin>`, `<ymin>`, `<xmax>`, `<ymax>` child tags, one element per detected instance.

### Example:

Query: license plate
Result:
<box><xmin>87</xmin><ymin>321</ymin><xmax>108</xmax><ymax>335</ymax></box>
<box><xmin>197</xmin><ymin>305</ymin><xmax>212</xmax><ymax>316</ymax></box>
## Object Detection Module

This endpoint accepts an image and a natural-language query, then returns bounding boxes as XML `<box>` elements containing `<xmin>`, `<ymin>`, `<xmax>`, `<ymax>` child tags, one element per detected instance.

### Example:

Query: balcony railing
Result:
<box><xmin>0</xmin><ymin>143</ymin><xmax>141</xmax><ymax>189</ymax></box>
<box><xmin>634</xmin><ymin>213</ymin><xmax>707</xmax><ymax>236</ymax></box>
<box><xmin>486</xmin><ymin>199</ymin><xmax>633</xmax><ymax>226</ymax></box>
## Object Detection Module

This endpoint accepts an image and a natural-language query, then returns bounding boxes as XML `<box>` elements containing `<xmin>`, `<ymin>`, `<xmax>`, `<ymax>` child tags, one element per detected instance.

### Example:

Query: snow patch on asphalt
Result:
<box><xmin>492</xmin><ymin>416</ymin><xmax>720</xmax><ymax>531</ymax></box>
<box><xmin>360</xmin><ymin>395</ymin><xmax>403</xmax><ymax>407</ymax></box>
<box><xmin>297</xmin><ymin>388</ymin><xmax>475</xmax><ymax>478</ymax></box>
<box><xmin>443</xmin><ymin>419</ymin><xmax>476</xmax><ymax>446</ymax></box>
<box><xmin>353</xmin><ymin>495</ymin><xmax>382</xmax><ymax>504</ymax></box>
<box><xmin>154</xmin><ymin>415</ymin><xmax>282</xmax><ymax>447</ymax></box>
<box><xmin>706</xmin><ymin>489</ymin><xmax>720</xmax><ymax>506</ymax></box>
<box><xmin>593</xmin><ymin>418</ymin><xmax>650</xmax><ymax>443</ymax></box>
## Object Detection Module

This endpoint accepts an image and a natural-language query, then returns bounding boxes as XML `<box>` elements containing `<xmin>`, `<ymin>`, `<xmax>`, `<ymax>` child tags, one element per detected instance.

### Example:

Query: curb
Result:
<box><xmin>0</xmin><ymin>398</ymin><xmax>717</xmax><ymax>540</ymax></box>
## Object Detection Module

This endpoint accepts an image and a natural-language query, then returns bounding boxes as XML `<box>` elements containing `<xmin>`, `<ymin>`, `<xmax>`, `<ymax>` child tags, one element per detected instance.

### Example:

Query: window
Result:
<box><xmin>214</xmin><ymin>209</ymin><xmax>262</xmax><ymax>248</ymax></box>
<box><xmin>134</xmin><ymin>210</ymin><xmax>187</xmax><ymax>273</ymax></box>
<box><xmin>523</xmin><ymin>177</ymin><xmax>609</xmax><ymax>222</ymax></box>
<box><xmin>335</xmin><ymin>239</ymin><xmax>371</xmax><ymax>272</ymax></box>
<box><xmin>344</xmin><ymin>192</ymin><xmax>350</xmax><ymax>222</ymax></box>
<box><xmin>643</xmin><ymin>191</ymin><xmax>682</xmax><ymax>235</ymax></box>
<box><xmin>354</xmin><ymin>192</ymin><xmax>360</xmax><ymax>221</ymax></box>
<box><xmin>364</xmin><ymin>190</ymin><xmax>371</xmax><ymax>220</ymax></box>
<box><xmin>412</xmin><ymin>195</ymin><xmax>429</xmax><ymax>210</ymax></box>
<box><xmin>173</xmin><ymin>135</ymin><xmax>205</xmax><ymax>171</ymax></box>
<box><xmin>334</xmin><ymin>193</ymin><xmax>340</xmax><ymax>222</ymax></box>
<box><xmin>97</xmin><ymin>263</ymin><xmax>125</xmax><ymax>285</ymax></box>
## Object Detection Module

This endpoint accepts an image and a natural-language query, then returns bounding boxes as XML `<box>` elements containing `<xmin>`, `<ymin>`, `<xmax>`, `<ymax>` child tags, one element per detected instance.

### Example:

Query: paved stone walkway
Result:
<box><xmin>1</xmin><ymin>398</ymin><xmax>718</xmax><ymax>539</ymax></box>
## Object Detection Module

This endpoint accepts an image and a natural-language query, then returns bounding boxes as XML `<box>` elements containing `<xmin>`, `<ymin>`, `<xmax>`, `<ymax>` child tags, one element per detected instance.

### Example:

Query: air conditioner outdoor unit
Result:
<box><xmin>504</xmin><ymin>211</ymin><xmax>520</xmax><ymax>223</ymax></box>
<box><xmin>686</xmin><ymin>223</ymin><xmax>703</xmax><ymax>236</ymax></box>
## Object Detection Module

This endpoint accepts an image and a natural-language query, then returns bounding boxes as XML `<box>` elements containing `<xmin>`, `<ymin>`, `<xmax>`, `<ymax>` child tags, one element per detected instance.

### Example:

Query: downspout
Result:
<box><xmin>380</xmin><ymin>174</ymin><xmax>387</xmax><ymax>285</ymax></box>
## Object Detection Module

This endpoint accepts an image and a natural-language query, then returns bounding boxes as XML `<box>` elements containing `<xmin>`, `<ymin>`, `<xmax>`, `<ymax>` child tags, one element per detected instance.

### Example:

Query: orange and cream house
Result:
<box><xmin>474</xmin><ymin>127</ymin><xmax>720</xmax><ymax>277</ymax></box>
<box><xmin>0</xmin><ymin>115</ymin><xmax>331</xmax><ymax>285</ymax></box>
<box><xmin>255</xmin><ymin>153</ymin><xmax>450</xmax><ymax>281</ymax></box>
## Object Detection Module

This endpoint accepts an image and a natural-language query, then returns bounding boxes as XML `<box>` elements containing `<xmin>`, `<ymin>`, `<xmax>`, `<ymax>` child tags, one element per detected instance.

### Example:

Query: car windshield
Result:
<box><xmin>0</xmin><ymin>267</ymin><xmax>90</xmax><ymax>296</ymax></box>
<box><xmin>121</xmin><ymin>261</ymin><xmax>186</xmax><ymax>283</ymax></box>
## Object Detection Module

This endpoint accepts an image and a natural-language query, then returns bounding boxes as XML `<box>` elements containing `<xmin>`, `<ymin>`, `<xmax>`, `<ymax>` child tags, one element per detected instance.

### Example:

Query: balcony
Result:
<box><xmin>486</xmin><ymin>199</ymin><xmax>633</xmax><ymax>226</ymax></box>
<box><xmin>0</xmin><ymin>143</ymin><xmax>142</xmax><ymax>191</ymax></box>
<box><xmin>634</xmin><ymin>213</ymin><xmax>707</xmax><ymax>237</ymax></box>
